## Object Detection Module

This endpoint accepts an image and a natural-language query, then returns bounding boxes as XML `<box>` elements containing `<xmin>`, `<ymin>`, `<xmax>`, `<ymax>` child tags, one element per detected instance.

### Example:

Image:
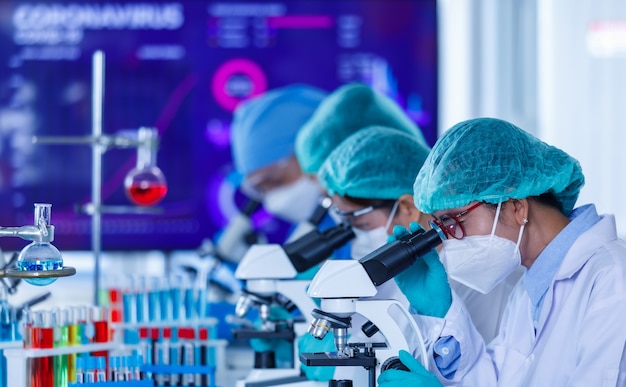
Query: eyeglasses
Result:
<box><xmin>430</xmin><ymin>202</ymin><xmax>483</xmax><ymax>240</ymax></box>
<box><xmin>331</xmin><ymin>204</ymin><xmax>386</xmax><ymax>221</ymax></box>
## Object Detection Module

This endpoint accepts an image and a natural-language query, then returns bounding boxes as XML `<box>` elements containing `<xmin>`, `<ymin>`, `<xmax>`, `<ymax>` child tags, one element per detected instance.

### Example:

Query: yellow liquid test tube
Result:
<box><xmin>67</xmin><ymin>307</ymin><xmax>82</xmax><ymax>383</ymax></box>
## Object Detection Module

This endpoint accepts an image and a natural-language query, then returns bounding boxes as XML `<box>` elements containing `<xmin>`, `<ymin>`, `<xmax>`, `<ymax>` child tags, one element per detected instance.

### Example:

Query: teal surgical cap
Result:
<box><xmin>295</xmin><ymin>83</ymin><xmax>427</xmax><ymax>174</ymax></box>
<box><xmin>413</xmin><ymin>117</ymin><xmax>585</xmax><ymax>215</ymax></box>
<box><xmin>231</xmin><ymin>84</ymin><xmax>328</xmax><ymax>175</ymax></box>
<box><xmin>319</xmin><ymin>126</ymin><xmax>431</xmax><ymax>200</ymax></box>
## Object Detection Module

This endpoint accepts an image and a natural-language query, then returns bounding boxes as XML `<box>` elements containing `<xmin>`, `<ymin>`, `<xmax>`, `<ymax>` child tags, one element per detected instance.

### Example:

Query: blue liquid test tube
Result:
<box><xmin>134</xmin><ymin>275</ymin><xmax>146</xmax><ymax>323</ymax></box>
<box><xmin>148</xmin><ymin>276</ymin><xmax>160</xmax><ymax>321</ymax></box>
<box><xmin>170</xmin><ymin>275</ymin><xmax>183</xmax><ymax>321</ymax></box>
<box><xmin>169</xmin><ymin>327</ymin><xmax>181</xmax><ymax>386</ymax></box>
<box><xmin>122</xmin><ymin>275</ymin><xmax>135</xmax><ymax>324</ymax></box>
<box><xmin>159</xmin><ymin>277</ymin><xmax>170</xmax><ymax>321</ymax></box>
<box><xmin>184</xmin><ymin>284</ymin><xmax>195</xmax><ymax>321</ymax></box>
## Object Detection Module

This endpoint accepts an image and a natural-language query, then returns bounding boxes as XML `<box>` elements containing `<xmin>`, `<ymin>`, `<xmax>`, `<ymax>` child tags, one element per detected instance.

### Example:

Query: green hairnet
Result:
<box><xmin>295</xmin><ymin>83</ymin><xmax>427</xmax><ymax>174</ymax></box>
<box><xmin>319</xmin><ymin>126</ymin><xmax>431</xmax><ymax>200</ymax></box>
<box><xmin>413</xmin><ymin>117</ymin><xmax>585</xmax><ymax>215</ymax></box>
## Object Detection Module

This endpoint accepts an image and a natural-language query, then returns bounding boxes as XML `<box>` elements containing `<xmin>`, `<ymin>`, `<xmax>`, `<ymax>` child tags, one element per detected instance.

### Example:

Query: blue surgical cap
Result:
<box><xmin>231</xmin><ymin>84</ymin><xmax>328</xmax><ymax>175</ymax></box>
<box><xmin>295</xmin><ymin>83</ymin><xmax>427</xmax><ymax>174</ymax></box>
<box><xmin>319</xmin><ymin>126</ymin><xmax>431</xmax><ymax>200</ymax></box>
<box><xmin>413</xmin><ymin>117</ymin><xmax>585</xmax><ymax>215</ymax></box>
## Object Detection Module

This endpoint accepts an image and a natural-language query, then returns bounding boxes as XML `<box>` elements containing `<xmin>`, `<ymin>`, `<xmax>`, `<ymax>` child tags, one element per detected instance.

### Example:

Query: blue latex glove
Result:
<box><xmin>250</xmin><ymin>306</ymin><xmax>294</xmax><ymax>366</ymax></box>
<box><xmin>389</xmin><ymin>222</ymin><xmax>451</xmax><ymax>318</ymax></box>
<box><xmin>297</xmin><ymin>332</ymin><xmax>336</xmax><ymax>381</ymax></box>
<box><xmin>378</xmin><ymin>350</ymin><xmax>442</xmax><ymax>387</ymax></box>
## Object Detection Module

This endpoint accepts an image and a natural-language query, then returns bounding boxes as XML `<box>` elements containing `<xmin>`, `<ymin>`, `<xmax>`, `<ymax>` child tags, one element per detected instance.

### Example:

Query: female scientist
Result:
<box><xmin>301</xmin><ymin>125</ymin><xmax>431</xmax><ymax>384</ymax></box>
<box><xmin>380</xmin><ymin>117</ymin><xmax>626</xmax><ymax>386</ymax></box>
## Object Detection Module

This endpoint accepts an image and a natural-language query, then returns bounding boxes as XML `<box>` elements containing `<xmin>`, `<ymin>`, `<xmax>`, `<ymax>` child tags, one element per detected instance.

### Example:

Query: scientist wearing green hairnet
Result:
<box><xmin>231</xmin><ymin>84</ymin><xmax>350</xmax><ymax>371</ymax></box>
<box><xmin>295</xmin><ymin>82</ymin><xmax>428</xmax><ymax>176</ymax></box>
<box><xmin>295</xmin><ymin>126</ymin><xmax>432</xmax><ymax>384</ymax></box>
<box><xmin>379</xmin><ymin>117</ymin><xmax>626</xmax><ymax>387</ymax></box>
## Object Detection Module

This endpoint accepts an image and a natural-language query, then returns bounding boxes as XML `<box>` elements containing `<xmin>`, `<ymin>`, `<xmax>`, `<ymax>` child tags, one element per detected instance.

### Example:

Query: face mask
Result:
<box><xmin>439</xmin><ymin>202</ymin><xmax>524</xmax><ymax>294</ymax></box>
<box><xmin>262</xmin><ymin>177</ymin><xmax>321</xmax><ymax>224</ymax></box>
<box><xmin>350</xmin><ymin>201</ymin><xmax>399</xmax><ymax>260</ymax></box>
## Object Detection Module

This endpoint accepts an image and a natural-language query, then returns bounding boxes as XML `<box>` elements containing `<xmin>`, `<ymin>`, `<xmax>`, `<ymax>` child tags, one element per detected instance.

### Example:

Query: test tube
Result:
<box><xmin>91</xmin><ymin>305</ymin><xmax>109</xmax><ymax>375</ymax></box>
<box><xmin>31</xmin><ymin>310</ymin><xmax>54</xmax><ymax>387</ymax></box>
<box><xmin>68</xmin><ymin>307</ymin><xmax>82</xmax><ymax>382</ymax></box>
<box><xmin>110</xmin><ymin>356</ymin><xmax>123</xmax><ymax>382</ymax></box>
<box><xmin>85</xmin><ymin>356</ymin><xmax>96</xmax><ymax>383</ymax></box>
<box><xmin>0</xmin><ymin>287</ymin><xmax>10</xmax><ymax>341</ymax></box>
<box><xmin>107</xmin><ymin>275</ymin><xmax>123</xmax><ymax>324</ymax></box>
<box><xmin>198</xmin><ymin>327</ymin><xmax>209</xmax><ymax>387</ymax></box>
<box><xmin>170</xmin><ymin>274</ymin><xmax>183</xmax><ymax>321</ymax></box>
<box><xmin>75</xmin><ymin>356</ymin><xmax>85</xmax><ymax>384</ymax></box>
<box><xmin>147</xmin><ymin>276</ymin><xmax>160</xmax><ymax>321</ymax></box>
<box><xmin>158</xmin><ymin>277</ymin><xmax>170</xmax><ymax>321</ymax></box>
<box><xmin>52</xmin><ymin>308</ymin><xmax>69</xmax><ymax>387</ymax></box>
<box><xmin>79</xmin><ymin>305</ymin><xmax>94</xmax><ymax>345</ymax></box>
<box><xmin>122</xmin><ymin>275</ymin><xmax>136</xmax><ymax>324</ymax></box>
<box><xmin>169</xmin><ymin>327</ymin><xmax>181</xmax><ymax>386</ymax></box>
<box><xmin>184</xmin><ymin>281</ymin><xmax>196</xmax><ymax>321</ymax></box>
<box><xmin>134</xmin><ymin>275</ymin><xmax>147</xmax><ymax>323</ymax></box>
<box><xmin>179</xmin><ymin>327</ymin><xmax>195</xmax><ymax>386</ymax></box>
<box><xmin>95</xmin><ymin>356</ymin><xmax>107</xmax><ymax>382</ymax></box>
<box><xmin>156</xmin><ymin>327</ymin><xmax>172</xmax><ymax>387</ymax></box>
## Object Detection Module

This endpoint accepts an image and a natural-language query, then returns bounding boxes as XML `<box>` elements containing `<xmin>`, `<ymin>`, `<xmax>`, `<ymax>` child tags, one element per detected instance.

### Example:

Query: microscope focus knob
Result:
<box><xmin>381</xmin><ymin>356</ymin><xmax>410</xmax><ymax>372</ymax></box>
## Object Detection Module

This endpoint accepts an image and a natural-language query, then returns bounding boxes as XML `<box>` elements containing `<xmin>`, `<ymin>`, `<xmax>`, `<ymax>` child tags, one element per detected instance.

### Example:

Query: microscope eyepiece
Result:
<box><xmin>359</xmin><ymin>226</ymin><xmax>445</xmax><ymax>286</ymax></box>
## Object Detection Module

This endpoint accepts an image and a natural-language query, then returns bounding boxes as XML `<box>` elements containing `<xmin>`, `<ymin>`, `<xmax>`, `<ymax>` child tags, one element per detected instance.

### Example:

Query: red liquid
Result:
<box><xmin>93</xmin><ymin>320</ymin><xmax>110</xmax><ymax>378</ymax></box>
<box><xmin>126</xmin><ymin>182</ymin><xmax>168</xmax><ymax>206</ymax></box>
<box><xmin>32</xmin><ymin>327</ymin><xmax>54</xmax><ymax>387</ymax></box>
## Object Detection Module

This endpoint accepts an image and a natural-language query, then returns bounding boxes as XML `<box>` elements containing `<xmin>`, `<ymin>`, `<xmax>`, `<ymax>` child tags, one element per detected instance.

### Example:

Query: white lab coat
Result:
<box><xmin>449</xmin><ymin>266</ymin><xmax>524</xmax><ymax>343</ymax></box>
<box><xmin>423</xmin><ymin>209</ymin><xmax>626</xmax><ymax>386</ymax></box>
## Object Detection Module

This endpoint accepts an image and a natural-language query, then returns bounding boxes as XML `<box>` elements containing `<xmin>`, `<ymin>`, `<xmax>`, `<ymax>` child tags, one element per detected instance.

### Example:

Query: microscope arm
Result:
<box><xmin>354</xmin><ymin>300</ymin><xmax>428</xmax><ymax>366</ymax></box>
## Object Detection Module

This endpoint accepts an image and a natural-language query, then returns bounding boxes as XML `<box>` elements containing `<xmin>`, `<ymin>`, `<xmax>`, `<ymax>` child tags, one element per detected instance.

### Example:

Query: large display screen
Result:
<box><xmin>0</xmin><ymin>1</ymin><xmax>438</xmax><ymax>251</ymax></box>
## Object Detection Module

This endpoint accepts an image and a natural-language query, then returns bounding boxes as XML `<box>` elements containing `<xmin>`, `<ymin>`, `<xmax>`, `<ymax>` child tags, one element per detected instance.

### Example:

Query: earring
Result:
<box><xmin>522</xmin><ymin>218</ymin><xmax>529</xmax><ymax>224</ymax></box>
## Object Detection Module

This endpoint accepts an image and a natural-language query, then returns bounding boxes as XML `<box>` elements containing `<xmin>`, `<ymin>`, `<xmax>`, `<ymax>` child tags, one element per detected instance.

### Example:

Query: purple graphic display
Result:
<box><xmin>0</xmin><ymin>1</ymin><xmax>437</xmax><ymax>251</ymax></box>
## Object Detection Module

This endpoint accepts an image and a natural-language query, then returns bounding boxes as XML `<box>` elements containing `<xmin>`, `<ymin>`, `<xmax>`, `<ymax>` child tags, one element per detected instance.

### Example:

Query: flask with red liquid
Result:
<box><xmin>124</xmin><ymin>127</ymin><xmax>168</xmax><ymax>206</ymax></box>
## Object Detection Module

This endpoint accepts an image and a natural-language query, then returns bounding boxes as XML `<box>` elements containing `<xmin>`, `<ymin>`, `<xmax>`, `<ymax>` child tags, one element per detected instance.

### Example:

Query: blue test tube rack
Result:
<box><xmin>69</xmin><ymin>382</ymin><xmax>153</xmax><ymax>387</ymax></box>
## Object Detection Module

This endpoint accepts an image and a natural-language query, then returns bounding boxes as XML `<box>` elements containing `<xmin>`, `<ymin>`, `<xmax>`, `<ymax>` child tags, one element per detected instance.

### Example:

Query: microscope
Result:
<box><xmin>300</xmin><ymin>226</ymin><xmax>445</xmax><ymax>387</ymax></box>
<box><xmin>233</xmin><ymin>221</ymin><xmax>355</xmax><ymax>387</ymax></box>
<box><xmin>168</xmin><ymin>192</ymin><xmax>267</xmax><ymax>303</ymax></box>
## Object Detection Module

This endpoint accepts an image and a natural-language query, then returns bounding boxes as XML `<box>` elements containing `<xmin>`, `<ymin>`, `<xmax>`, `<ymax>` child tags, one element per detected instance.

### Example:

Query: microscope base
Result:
<box><xmin>236</xmin><ymin>368</ymin><xmax>325</xmax><ymax>387</ymax></box>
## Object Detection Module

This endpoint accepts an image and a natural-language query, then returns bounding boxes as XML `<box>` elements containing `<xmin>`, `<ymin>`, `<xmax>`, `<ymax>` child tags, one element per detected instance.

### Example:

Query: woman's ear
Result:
<box><xmin>512</xmin><ymin>199</ymin><xmax>530</xmax><ymax>226</ymax></box>
<box><xmin>397</xmin><ymin>194</ymin><xmax>431</xmax><ymax>228</ymax></box>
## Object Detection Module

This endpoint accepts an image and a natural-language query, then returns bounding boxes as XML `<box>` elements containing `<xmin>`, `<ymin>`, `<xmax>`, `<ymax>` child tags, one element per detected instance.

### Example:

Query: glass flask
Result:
<box><xmin>124</xmin><ymin>127</ymin><xmax>168</xmax><ymax>206</ymax></box>
<box><xmin>16</xmin><ymin>203</ymin><xmax>63</xmax><ymax>286</ymax></box>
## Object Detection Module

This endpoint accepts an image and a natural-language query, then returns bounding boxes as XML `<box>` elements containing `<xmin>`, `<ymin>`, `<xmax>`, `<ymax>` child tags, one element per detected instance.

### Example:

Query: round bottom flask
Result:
<box><xmin>17</xmin><ymin>241</ymin><xmax>63</xmax><ymax>286</ymax></box>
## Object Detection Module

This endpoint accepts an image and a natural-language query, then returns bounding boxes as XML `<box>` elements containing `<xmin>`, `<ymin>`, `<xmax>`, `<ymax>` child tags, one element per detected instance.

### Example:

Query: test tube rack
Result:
<box><xmin>4</xmin><ymin>341</ymin><xmax>116</xmax><ymax>387</ymax></box>
<box><xmin>1</xmin><ymin>332</ymin><xmax>228</xmax><ymax>386</ymax></box>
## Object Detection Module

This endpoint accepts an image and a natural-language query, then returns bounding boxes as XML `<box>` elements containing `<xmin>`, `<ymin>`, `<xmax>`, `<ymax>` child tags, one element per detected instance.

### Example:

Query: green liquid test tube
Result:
<box><xmin>53</xmin><ymin>308</ymin><xmax>69</xmax><ymax>387</ymax></box>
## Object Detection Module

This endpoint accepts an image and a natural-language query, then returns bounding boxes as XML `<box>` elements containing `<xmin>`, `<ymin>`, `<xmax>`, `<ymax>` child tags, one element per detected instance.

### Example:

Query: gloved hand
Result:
<box><xmin>378</xmin><ymin>350</ymin><xmax>442</xmax><ymax>387</ymax></box>
<box><xmin>250</xmin><ymin>305</ymin><xmax>294</xmax><ymax>367</ymax></box>
<box><xmin>389</xmin><ymin>222</ymin><xmax>451</xmax><ymax>318</ymax></box>
<box><xmin>297</xmin><ymin>332</ymin><xmax>336</xmax><ymax>381</ymax></box>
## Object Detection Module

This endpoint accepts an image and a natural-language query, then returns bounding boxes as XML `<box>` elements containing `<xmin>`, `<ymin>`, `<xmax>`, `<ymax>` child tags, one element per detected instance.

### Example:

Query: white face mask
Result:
<box><xmin>439</xmin><ymin>202</ymin><xmax>524</xmax><ymax>294</ymax></box>
<box><xmin>262</xmin><ymin>177</ymin><xmax>321</xmax><ymax>224</ymax></box>
<box><xmin>350</xmin><ymin>201</ymin><xmax>399</xmax><ymax>260</ymax></box>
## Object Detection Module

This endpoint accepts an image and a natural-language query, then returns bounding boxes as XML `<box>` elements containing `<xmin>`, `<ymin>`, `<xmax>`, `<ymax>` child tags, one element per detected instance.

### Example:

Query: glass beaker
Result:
<box><xmin>16</xmin><ymin>204</ymin><xmax>63</xmax><ymax>286</ymax></box>
<box><xmin>124</xmin><ymin>127</ymin><xmax>168</xmax><ymax>206</ymax></box>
